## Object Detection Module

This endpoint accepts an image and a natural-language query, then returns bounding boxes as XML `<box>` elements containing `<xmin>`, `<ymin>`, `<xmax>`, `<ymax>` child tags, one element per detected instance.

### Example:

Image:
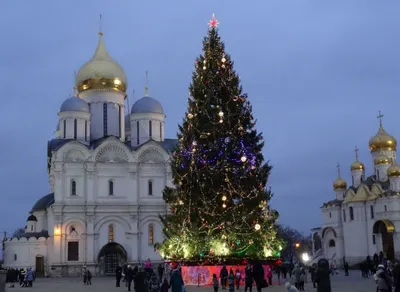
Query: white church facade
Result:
<box><xmin>312</xmin><ymin>115</ymin><xmax>400</xmax><ymax>268</ymax></box>
<box><xmin>2</xmin><ymin>31</ymin><xmax>177</xmax><ymax>276</ymax></box>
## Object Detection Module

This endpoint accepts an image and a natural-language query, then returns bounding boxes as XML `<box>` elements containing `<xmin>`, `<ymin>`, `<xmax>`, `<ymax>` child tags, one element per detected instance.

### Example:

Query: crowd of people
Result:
<box><xmin>5</xmin><ymin>267</ymin><xmax>35</xmax><ymax>287</ymax></box>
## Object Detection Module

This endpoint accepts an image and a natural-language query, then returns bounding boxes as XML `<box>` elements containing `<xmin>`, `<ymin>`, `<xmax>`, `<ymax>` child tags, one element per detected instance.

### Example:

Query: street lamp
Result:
<box><xmin>302</xmin><ymin>252</ymin><xmax>309</xmax><ymax>263</ymax></box>
<box><xmin>295</xmin><ymin>243</ymin><xmax>300</xmax><ymax>248</ymax></box>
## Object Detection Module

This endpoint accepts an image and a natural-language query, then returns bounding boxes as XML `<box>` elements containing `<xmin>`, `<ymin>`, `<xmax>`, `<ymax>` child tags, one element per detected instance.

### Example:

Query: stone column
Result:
<box><xmin>85</xmin><ymin>163</ymin><xmax>96</xmax><ymax>202</ymax></box>
<box><xmin>129</xmin><ymin>215</ymin><xmax>139</xmax><ymax>262</ymax></box>
<box><xmin>0</xmin><ymin>270</ymin><xmax>6</xmax><ymax>292</ymax></box>
<box><xmin>86</xmin><ymin>215</ymin><xmax>95</xmax><ymax>264</ymax></box>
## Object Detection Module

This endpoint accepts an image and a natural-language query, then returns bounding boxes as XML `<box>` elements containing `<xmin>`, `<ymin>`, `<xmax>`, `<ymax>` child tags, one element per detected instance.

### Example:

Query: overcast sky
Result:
<box><xmin>1</xmin><ymin>0</ymin><xmax>400</xmax><ymax>237</ymax></box>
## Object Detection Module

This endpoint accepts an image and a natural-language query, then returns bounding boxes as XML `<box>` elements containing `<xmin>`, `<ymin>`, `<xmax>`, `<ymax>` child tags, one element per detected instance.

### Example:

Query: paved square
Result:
<box><xmin>5</xmin><ymin>272</ymin><xmax>377</xmax><ymax>292</ymax></box>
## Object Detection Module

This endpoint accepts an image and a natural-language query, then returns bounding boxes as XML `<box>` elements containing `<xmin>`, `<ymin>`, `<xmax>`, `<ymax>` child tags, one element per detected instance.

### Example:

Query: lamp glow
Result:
<box><xmin>302</xmin><ymin>252</ymin><xmax>309</xmax><ymax>262</ymax></box>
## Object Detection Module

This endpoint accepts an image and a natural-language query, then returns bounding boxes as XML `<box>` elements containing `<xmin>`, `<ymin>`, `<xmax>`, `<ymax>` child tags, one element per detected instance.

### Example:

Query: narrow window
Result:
<box><xmin>136</xmin><ymin>121</ymin><xmax>140</xmax><ymax>145</ymax></box>
<box><xmin>85</xmin><ymin>121</ymin><xmax>87</xmax><ymax>141</ymax></box>
<box><xmin>352</xmin><ymin>176</ymin><xmax>354</xmax><ymax>186</ymax></box>
<box><xmin>329</xmin><ymin>239</ymin><xmax>335</xmax><ymax>247</ymax></box>
<box><xmin>63</xmin><ymin>120</ymin><xmax>66</xmax><ymax>138</ymax></box>
<box><xmin>148</xmin><ymin>224</ymin><xmax>154</xmax><ymax>245</ymax></box>
<box><xmin>71</xmin><ymin>180</ymin><xmax>76</xmax><ymax>196</ymax></box>
<box><xmin>109</xmin><ymin>180</ymin><xmax>114</xmax><ymax>196</ymax></box>
<box><xmin>160</xmin><ymin>122</ymin><xmax>162</xmax><ymax>141</ymax></box>
<box><xmin>377</xmin><ymin>170</ymin><xmax>380</xmax><ymax>180</ymax></box>
<box><xmin>30</xmin><ymin>225</ymin><xmax>33</xmax><ymax>231</ymax></box>
<box><xmin>349</xmin><ymin>207</ymin><xmax>354</xmax><ymax>220</ymax></box>
<box><xmin>14</xmin><ymin>254</ymin><xmax>17</xmax><ymax>261</ymax></box>
<box><xmin>343</xmin><ymin>209</ymin><xmax>346</xmax><ymax>222</ymax></box>
<box><xmin>385</xmin><ymin>205</ymin><xmax>387</xmax><ymax>212</ymax></box>
<box><xmin>370</xmin><ymin>205</ymin><xmax>374</xmax><ymax>219</ymax></box>
<box><xmin>74</xmin><ymin>119</ymin><xmax>77</xmax><ymax>139</ymax></box>
<box><xmin>149</xmin><ymin>120</ymin><xmax>152</xmax><ymax>138</ymax></box>
<box><xmin>148</xmin><ymin>180</ymin><xmax>153</xmax><ymax>196</ymax></box>
<box><xmin>67</xmin><ymin>242</ymin><xmax>79</xmax><ymax>261</ymax></box>
<box><xmin>103</xmin><ymin>103</ymin><xmax>108</xmax><ymax>136</ymax></box>
<box><xmin>372</xmin><ymin>235</ymin><xmax>376</xmax><ymax>245</ymax></box>
<box><xmin>108</xmin><ymin>225</ymin><xmax>114</xmax><ymax>242</ymax></box>
<box><xmin>119</xmin><ymin>105</ymin><xmax>122</xmax><ymax>138</ymax></box>
<box><xmin>329</xmin><ymin>212</ymin><xmax>332</xmax><ymax>218</ymax></box>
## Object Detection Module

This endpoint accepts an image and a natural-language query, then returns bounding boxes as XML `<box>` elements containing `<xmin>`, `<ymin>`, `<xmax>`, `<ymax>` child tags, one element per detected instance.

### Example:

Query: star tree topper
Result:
<box><xmin>209</xmin><ymin>13</ymin><xmax>219</xmax><ymax>28</ymax></box>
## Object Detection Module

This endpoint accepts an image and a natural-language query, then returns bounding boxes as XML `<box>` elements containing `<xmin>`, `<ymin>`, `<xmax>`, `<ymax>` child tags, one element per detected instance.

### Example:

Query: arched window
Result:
<box><xmin>370</xmin><ymin>205</ymin><xmax>374</xmax><ymax>219</ymax></box>
<box><xmin>71</xmin><ymin>180</ymin><xmax>76</xmax><ymax>196</ymax></box>
<box><xmin>63</xmin><ymin>120</ymin><xmax>66</xmax><ymax>138</ymax></box>
<box><xmin>349</xmin><ymin>206</ymin><xmax>354</xmax><ymax>220</ymax></box>
<box><xmin>109</xmin><ymin>180</ymin><xmax>114</xmax><ymax>196</ymax></box>
<box><xmin>372</xmin><ymin>234</ymin><xmax>376</xmax><ymax>244</ymax></box>
<box><xmin>30</xmin><ymin>225</ymin><xmax>33</xmax><ymax>231</ymax></box>
<box><xmin>103</xmin><ymin>103</ymin><xmax>108</xmax><ymax>136</ymax></box>
<box><xmin>136</xmin><ymin>121</ymin><xmax>140</xmax><ymax>145</ymax></box>
<box><xmin>108</xmin><ymin>225</ymin><xmax>114</xmax><ymax>242</ymax></box>
<box><xmin>148</xmin><ymin>224</ymin><xmax>154</xmax><ymax>245</ymax></box>
<box><xmin>74</xmin><ymin>119</ymin><xmax>77</xmax><ymax>139</ymax></box>
<box><xmin>384</xmin><ymin>205</ymin><xmax>388</xmax><ymax>212</ymax></box>
<box><xmin>329</xmin><ymin>212</ymin><xmax>332</xmax><ymax>218</ymax></box>
<box><xmin>149</xmin><ymin>121</ymin><xmax>152</xmax><ymax>138</ymax></box>
<box><xmin>329</xmin><ymin>239</ymin><xmax>336</xmax><ymax>247</ymax></box>
<box><xmin>148</xmin><ymin>180</ymin><xmax>153</xmax><ymax>196</ymax></box>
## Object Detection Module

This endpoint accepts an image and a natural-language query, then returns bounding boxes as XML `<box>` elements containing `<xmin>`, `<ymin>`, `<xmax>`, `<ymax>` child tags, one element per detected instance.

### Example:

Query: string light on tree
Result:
<box><xmin>255</xmin><ymin>224</ymin><xmax>261</xmax><ymax>231</ymax></box>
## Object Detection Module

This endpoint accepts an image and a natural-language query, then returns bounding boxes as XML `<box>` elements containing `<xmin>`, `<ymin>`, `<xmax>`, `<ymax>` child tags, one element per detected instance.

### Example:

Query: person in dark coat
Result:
<box><xmin>170</xmin><ymin>264</ymin><xmax>184</xmax><ymax>292</ymax></box>
<box><xmin>116</xmin><ymin>265</ymin><xmax>123</xmax><ymax>287</ymax></box>
<box><xmin>244</xmin><ymin>264</ymin><xmax>253</xmax><ymax>292</ymax></box>
<box><xmin>220</xmin><ymin>265</ymin><xmax>228</xmax><ymax>290</ymax></box>
<box><xmin>252</xmin><ymin>263</ymin><xmax>265</xmax><ymax>292</ymax></box>
<box><xmin>161</xmin><ymin>277</ymin><xmax>169</xmax><ymax>292</ymax></box>
<box><xmin>158</xmin><ymin>263</ymin><xmax>165</xmax><ymax>282</ymax></box>
<box><xmin>309</xmin><ymin>264</ymin><xmax>317</xmax><ymax>288</ymax></box>
<box><xmin>315</xmin><ymin>259</ymin><xmax>331</xmax><ymax>292</ymax></box>
<box><xmin>134</xmin><ymin>266</ymin><xmax>148</xmax><ymax>292</ymax></box>
<box><xmin>344</xmin><ymin>262</ymin><xmax>349</xmax><ymax>276</ymax></box>
<box><xmin>393</xmin><ymin>262</ymin><xmax>400</xmax><ymax>292</ymax></box>
<box><xmin>126</xmin><ymin>266</ymin><xmax>134</xmax><ymax>291</ymax></box>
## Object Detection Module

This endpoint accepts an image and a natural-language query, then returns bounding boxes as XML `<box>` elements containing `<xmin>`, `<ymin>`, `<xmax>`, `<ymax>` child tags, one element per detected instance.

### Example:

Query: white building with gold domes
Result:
<box><xmin>2</xmin><ymin>31</ymin><xmax>176</xmax><ymax>276</ymax></box>
<box><xmin>311</xmin><ymin>115</ymin><xmax>400</xmax><ymax>267</ymax></box>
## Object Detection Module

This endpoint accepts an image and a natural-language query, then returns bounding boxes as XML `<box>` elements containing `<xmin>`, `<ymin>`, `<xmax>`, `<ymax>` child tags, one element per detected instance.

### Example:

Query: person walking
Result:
<box><xmin>266</xmin><ymin>268</ymin><xmax>272</xmax><ymax>286</ymax></box>
<box><xmin>213</xmin><ymin>274</ymin><xmax>219</xmax><ymax>292</ymax></box>
<box><xmin>315</xmin><ymin>259</ymin><xmax>331</xmax><ymax>292</ymax></box>
<box><xmin>253</xmin><ymin>263</ymin><xmax>266</xmax><ymax>292</ymax></box>
<box><xmin>116</xmin><ymin>265</ymin><xmax>123</xmax><ymax>287</ymax></box>
<box><xmin>244</xmin><ymin>264</ymin><xmax>253</xmax><ymax>292</ymax></box>
<box><xmin>86</xmin><ymin>269</ymin><xmax>92</xmax><ymax>285</ymax></box>
<box><xmin>220</xmin><ymin>265</ymin><xmax>228</xmax><ymax>290</ymax></box>
<box><xmin>134</xmin><ymin>266</ymin><xmax>149</xmax><ymax>292</ymax></box>
<box><xmin>26</xmin><ymin>268</ymin><xmax>34</xmax><ymax>287</ymax></box>
<box><xmin>158</xmin><ymin>263</ymin><xmax>165</xmax><ymax>282</ymax></box>
<box><xmin>169</xmin><ymin>264</ymin><xmax>184</xmax><ymax>292</ymax></box>
<box><xmin>235</xmin><ymin>268</ymin><xmax>241</xmax><ymax>289</ymax></box>
<box><xmin>126</xmin><ymin>265</ymin><xmax>134</xmax><ymax>291</ymax></box>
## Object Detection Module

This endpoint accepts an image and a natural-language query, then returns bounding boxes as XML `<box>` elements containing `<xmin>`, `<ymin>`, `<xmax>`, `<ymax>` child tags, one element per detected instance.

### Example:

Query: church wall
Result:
<box><xmin>342</xmin><ymin>203</ymin><xmax>369</xmax><ymax>265</ymax></box>
<box><xmin>3</xmin><ymin>238</ymin><xmax>47</xmax><ymax>269</ymax></box>
<box><xmin>34</xmin><ymin>211</ymin><xmax>47</xmax><ymax>232</ymax></box>
<box><xmin>104</xmin><ymin>103</ymin><xmax>121</xmax><ymax>138</ymax></box>
<box><xmin>89</xmin><ymin>103</ymin><xmax>104</xmax><ymax>140</ymax></box>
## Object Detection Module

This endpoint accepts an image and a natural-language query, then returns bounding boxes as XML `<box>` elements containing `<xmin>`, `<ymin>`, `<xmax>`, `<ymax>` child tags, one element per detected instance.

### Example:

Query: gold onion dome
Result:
<box><xmin>333</xmin><ymin>163</ymin><xmax>347</xmax><ymax>190</ymax></box>
<box><xmin>369</xmin><ymin>125</ymin><xmax>397</xmax><ymax>152</ymax></box>
<box><xmin>374</xmin><ymin>155</ymin><xmax>391</xmax><ymax>165</ymax></box>
<box><xmin>351</xmin><ymin>146</ymin><xmax>365</xmax><ymax>171</ymax></box>
<box><xmin>75</xmin><ymin>33</ymin><xmax>127</xmax><ymax>94</ymax></box>
<box><xmin>388</xmin><ymin>161</ymin><xmax>400</xmax><ymax>177</ymax></box>
<box><xmin>351</xmin><ymin>160</ymin><xmax>365</xmax><ymax>171</ymax></box>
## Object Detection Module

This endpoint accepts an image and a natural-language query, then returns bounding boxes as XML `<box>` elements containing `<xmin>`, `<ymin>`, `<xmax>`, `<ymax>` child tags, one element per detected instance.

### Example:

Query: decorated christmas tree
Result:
<box><xmin>156</xmin><ymin>15</ymin><xmax>283</xmax><ymax>263</ymax></box>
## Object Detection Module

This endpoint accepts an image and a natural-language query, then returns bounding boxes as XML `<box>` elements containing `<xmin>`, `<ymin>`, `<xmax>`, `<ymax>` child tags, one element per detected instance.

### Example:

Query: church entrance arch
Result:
<box><xmin>98</xmin><ymin>242</ymin><xmax>127</xmax><ymax>276</ymax></box>
<box><xmin>313</xmin><ymin>233</ymin><xmax>322</xmax><ymax>252</ymax></box>
<box><xmin>373</xmin><ymin>220</ymin><xmax>395</xmax><ymax>260</ymax></box>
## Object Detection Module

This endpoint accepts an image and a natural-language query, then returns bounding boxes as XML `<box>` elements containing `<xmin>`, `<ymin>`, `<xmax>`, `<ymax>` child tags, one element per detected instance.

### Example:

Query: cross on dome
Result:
<box><xmin>145</xmin><ymin>70</ymin><xmax>149</xmax><ymax>96</ymax></box>
<box><xmin>354</xmin><ymin>146</ymin><xmax>359</xmax><ymax>159</ymax></box>
<box><xmin>377</xmin><ymin>110</ymin><xmax>384</xmax><ymax>126</ymax></box>
<box><xmin>336</xmin><ymin>162</ymin><xmax>341</xmax><ymax>176</ymax></box>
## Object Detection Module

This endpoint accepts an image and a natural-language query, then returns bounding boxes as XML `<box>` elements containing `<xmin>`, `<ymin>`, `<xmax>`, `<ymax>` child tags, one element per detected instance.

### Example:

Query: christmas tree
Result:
<box><xmin>156</xmin><ymin>15</ymin><xmax>283</xmax><ymax>263</ymax></box>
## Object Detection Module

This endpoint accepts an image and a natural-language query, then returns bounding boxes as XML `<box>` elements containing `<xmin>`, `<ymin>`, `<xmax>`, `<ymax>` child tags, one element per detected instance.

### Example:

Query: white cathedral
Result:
<box><xmin>312</xmin><ymin>115</ymin><xmax>400</xmax><ymax>268</ymax></box>
<box><xmin>2</xmin><ymin>32</ymin><xmax>176</xmax><ymax>276</ymax></box>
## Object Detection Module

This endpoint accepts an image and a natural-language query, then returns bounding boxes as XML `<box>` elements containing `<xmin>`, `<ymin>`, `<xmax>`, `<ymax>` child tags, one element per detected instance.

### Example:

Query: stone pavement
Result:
<box><xmin>5</xmin><ymin>272</ymin><xmax>377</xmax><ymax>292</ymax></box>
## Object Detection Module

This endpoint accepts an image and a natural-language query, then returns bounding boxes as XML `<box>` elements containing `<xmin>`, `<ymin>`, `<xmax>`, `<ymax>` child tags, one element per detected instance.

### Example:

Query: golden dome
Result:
<box><xmin>369</xmin><ymin>125</ymin><xmax>397</xmax><ymax>152</ymax></box>
<box><xmin>351</xmin><ymin>160</ymin><xmax>365</xmax><ymax>171</ymax></box>
<box><xmin>374</xmin><ymin>155</ymin><xmax>391</xmax><ymax>165</ymax></box>
<box><xmin>333</xmin><ymin>178</ymin><xmax>347</xmax><ymax>190</ymax></box>
<box><xmin>388</xmin><ymin>161</ymin><xmax>400</xmax><ymax>177</ymax></box>
<box><xmin>75</xmin><ymin>33</ymin><xmax>127</xmax><ymax>94</ymax></box>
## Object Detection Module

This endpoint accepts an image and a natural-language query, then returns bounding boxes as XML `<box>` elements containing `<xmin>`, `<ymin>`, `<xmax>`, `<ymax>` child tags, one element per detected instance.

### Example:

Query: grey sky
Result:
<box><xmin>0</xmin><ymin>0</ymin><xmax>399</xmax><ymax>236</ymax></box>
